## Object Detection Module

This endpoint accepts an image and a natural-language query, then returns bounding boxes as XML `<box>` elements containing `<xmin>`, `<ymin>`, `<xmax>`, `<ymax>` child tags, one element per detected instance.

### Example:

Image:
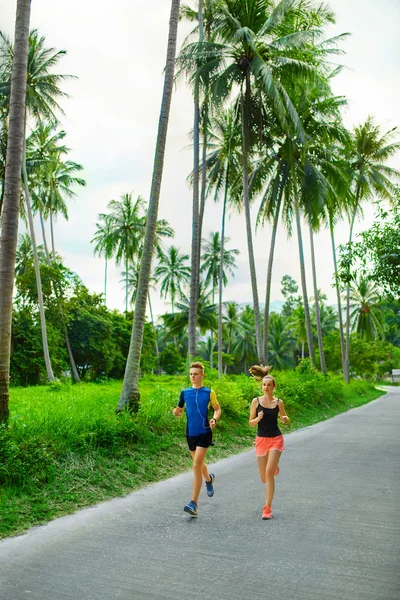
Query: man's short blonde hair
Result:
<box><xmin>190</xmin><ymin>361</ymin><xmax>205</xmax><ymax>373</ymax></box>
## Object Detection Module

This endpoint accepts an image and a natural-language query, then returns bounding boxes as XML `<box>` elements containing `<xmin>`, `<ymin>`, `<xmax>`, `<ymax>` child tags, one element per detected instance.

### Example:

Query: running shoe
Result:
<box><xmin>184</xmin><ymin>500</ymin><xmax>198</xmax><ymax>517</ymax></box>
<box><xmin>262</xmin><ymin>504</ymin><xmax>272</xmax><ymax>520</ymax></box>
<box><xmin>205</xmin><ymin>473</ymin><xmax>215</xmax><ymax>497</ymax></box>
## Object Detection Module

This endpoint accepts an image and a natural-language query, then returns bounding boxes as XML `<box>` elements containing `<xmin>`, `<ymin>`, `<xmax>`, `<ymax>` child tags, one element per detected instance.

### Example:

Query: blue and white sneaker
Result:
<box><xmin>184</xmin><ymin>500</ymin><xmax>198</xmax><ymax>517</ymax></box>
<box><xmin>205</xmin><ymin>473</ymin><xmax>215</xmax><ymax>497</ymax></box>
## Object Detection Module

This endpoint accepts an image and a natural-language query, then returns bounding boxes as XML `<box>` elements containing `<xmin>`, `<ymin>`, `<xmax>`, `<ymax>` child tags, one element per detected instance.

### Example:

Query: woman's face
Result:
<box><xmin>262</xmin><ymin>377</ymin><xmax>275</xmax><ymax>394</ymax></box>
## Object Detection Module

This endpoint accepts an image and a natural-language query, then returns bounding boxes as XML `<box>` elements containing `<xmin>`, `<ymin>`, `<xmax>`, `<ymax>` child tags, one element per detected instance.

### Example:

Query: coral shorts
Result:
<box><xmin>255</xmin><ymin>435</ymin><xmax>285</xmax><ymax>457</ymax></box>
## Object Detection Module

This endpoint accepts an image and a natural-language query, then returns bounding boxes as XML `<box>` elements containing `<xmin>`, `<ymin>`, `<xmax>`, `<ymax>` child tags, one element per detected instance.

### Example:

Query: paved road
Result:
<box><xmin>1</xmin><ymin>389</ymin><xmax>399</xmax><ymax>600</ymax></box>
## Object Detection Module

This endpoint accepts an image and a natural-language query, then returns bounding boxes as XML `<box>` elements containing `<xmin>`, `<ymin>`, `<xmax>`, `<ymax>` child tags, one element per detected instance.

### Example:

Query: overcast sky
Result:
<box><xmin>2</xmin><ymin>0</ymin><xmax>400</xmax><ymax>317</ymax></box>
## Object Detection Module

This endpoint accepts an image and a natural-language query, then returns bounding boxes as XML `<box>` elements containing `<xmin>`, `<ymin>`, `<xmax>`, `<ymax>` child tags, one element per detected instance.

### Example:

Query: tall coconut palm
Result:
<box><xmin>154</xmin><ymin>245</ymin><xmax>191</xmax><ymax>315</ymax></box>
<box><xmin>117</xmin><ymin>0</ymin><xmax>181</xmax><ymax>412</ymax></box>
<box><xmin>26</xmin><ymin>121</ymin><xmax>68</xmax><ymax>259</ymax></box>
<box><xmin>161</xmin><ymin>282</ymin><xmax>217</xmax><ymax>339</ymax></box>
<box><xmin>222</xmin><ymin>301</ymin><xmax>244</xmax><ymax>372</ymax></box>
<box><xmin>91</xmin><ymin>213</ymin><xmax>114</xmax><ymax>302</ymax></box>
<box><xmin>268</xmin><ymin>312</ymin><xmax>296</xmax><ymax>369</ymax></box>
<box><xmin>204</xmin><ymin>105</ymin><xmax>241</xmax><ymax>375</ymax></box>
<box><xmin>179</xmin><ymin>0</ymin><xmax>337</xmax><ymax>361</ymax></box>
<box><xmin>0</xmin><ymin>0</ymin><xmax>31</xmax><ymax>422</ymax></box>
<box><xmin>106</xmin><ymin>193</ymin><xmax>145</xmax><ymax>313</ymax></box>
<box><xmin>200</xmin><ymin>231</ymin><xmax>239</xmax><ymax>303</ymax></box>
<box><xmin>1</xmin><ymin>28</ymin><xmax>75</xmax><ymax>382</ymax></box>
<box><xmin>44</xmin><ymin>158</ymin><xmax>85</xmax><ymax>258</ymax></box>
<box><xmin>343</xmin><ymin>117</ymin><xmax>400</xmax><ymax>381</ymax></box>
<box><xmin>179</xmin><ymin>0</ymin><xmax>218</xmax><ymax>359</ymax></box>
<box><xmin>349</xmin><ymin>277</ymin><xmax>383</xmax><ymax>341</ymax></box>
<box><xmin>289</xmin><ymin>303</ymin><xmax>307</xmax><ymax>359</ymax></box>
<box><xmin>25</xmin><ymin>121</ymin><xmax>85</xmax><ymax>383</ymax></box>
<box><xmin>200</xmin><ymin>229</ymin><xmax>239</xmax><ymax>367</ymax></box>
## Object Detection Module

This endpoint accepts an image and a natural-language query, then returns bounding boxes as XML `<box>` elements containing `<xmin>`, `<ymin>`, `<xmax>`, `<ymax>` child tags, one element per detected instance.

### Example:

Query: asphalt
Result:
<box><xmin>1</xmin><ymin>387</ymin><xmax>399</xmax><ymax>600</ymax></box>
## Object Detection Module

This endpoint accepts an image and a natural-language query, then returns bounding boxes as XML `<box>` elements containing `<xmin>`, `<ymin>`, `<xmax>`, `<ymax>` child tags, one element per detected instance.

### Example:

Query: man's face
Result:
<box><xmin>189</xmin><ymin>368</ymin><xmax>204</xmax><ymax>386</ymax></box>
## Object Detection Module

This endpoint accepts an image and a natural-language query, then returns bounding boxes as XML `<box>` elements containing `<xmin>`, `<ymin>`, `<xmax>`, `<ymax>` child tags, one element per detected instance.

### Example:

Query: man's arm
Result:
<box><xmin>209</xmin><ymin>390</ymin><xmax>221</xmax><ymax>429</ymax></box>
<box><xmin>173</xmin><ymin>391</ymin><xmax>185</xmax><ymax>418</ymax></box>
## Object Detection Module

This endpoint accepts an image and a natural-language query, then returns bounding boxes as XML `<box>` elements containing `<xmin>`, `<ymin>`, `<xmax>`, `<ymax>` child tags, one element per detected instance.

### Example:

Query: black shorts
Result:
<box><xmin>187</xmin><ymin>431</ymin><xmax>214</xmax><ymax>452</ymax></box>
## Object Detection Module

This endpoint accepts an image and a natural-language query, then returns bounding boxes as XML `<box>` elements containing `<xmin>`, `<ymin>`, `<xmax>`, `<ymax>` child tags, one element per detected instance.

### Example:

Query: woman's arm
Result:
<box><xmin>278</xmin><ymin>399</ymin><xmax>289</xmax><ymax>424</ymax></box>
<box><xmin>249</xmin><ymin>398</ymin><xmax>263</xmax><ymax>427</ymax></box>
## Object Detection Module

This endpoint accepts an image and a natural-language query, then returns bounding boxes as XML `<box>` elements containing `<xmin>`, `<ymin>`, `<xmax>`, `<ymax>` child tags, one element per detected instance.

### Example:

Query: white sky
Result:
<box><xmin>1</xmin><ymin>0</ymin><xmax>400</xmax><ymax>317</ymax></box>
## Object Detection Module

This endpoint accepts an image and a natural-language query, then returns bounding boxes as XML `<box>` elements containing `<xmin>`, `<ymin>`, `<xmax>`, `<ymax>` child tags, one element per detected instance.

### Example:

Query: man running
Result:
<box><xmin>173</xmin><ymin>361</ymin><xmax>221</xmax><ymax>517</ymax></box>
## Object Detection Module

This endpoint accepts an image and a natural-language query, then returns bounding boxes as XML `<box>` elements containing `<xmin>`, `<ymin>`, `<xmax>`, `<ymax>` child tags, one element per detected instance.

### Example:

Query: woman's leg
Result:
<box><xmin>257</xmin><ymin>455</ymin><xmax>268</xmax><ymax>483</ymax></box>
<box><xmin>190</xmin><ymin>446</ymin><xmax>209</xmax><ymax>504</ymax></box>
<box><xmin>265</xmin><ymin>450</ymin><xmax>281</xmax><ymax>508</ymax></box>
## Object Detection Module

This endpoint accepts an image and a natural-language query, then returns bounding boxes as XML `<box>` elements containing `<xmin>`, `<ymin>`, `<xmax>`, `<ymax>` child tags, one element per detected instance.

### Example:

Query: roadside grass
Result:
<box><xmin>0</xmin><ymin>374</ymin><xmax>384</xmax><ymax>539</ymax></box>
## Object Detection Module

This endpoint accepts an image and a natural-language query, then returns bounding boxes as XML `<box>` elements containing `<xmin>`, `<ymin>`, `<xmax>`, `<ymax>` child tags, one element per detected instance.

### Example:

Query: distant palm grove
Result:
<box><xmin>1</xmin><ymin>0</ymin><xmax>400</xmax><ymax>421</ymax></box>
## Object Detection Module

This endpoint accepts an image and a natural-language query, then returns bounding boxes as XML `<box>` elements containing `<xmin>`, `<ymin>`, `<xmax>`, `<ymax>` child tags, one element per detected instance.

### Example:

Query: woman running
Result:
<box><xmin>249</xmin><ymin>365</ymin><xmax>289</xmax><ymax>520</ymax></box>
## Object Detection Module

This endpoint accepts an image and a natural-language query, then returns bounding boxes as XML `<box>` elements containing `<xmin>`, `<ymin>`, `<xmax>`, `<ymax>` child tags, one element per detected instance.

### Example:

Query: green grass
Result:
<box><xmin>0</xmin><ymin>375</ymin><xmax>384</xmax><ymax>539</ymax></box>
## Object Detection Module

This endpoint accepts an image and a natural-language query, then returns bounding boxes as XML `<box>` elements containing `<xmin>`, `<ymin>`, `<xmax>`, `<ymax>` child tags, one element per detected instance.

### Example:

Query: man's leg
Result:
<box><xmin>190</xmin><ymin>449</ymin><xmax>211</xmax><ymax>482</ymax></box>
<box><xmin>190</xmin><ymin>446</ymin><xmax>209</xmax><ymax>505</ymax></box>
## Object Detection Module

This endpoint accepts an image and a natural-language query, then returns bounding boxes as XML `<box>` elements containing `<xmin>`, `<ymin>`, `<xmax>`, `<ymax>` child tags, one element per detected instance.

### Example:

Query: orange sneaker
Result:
<box><xmin>274</xmin><ymin>466</ymin><xmax>280</xmax><ymax>476</ymax></box>
<box><xmin>262</xmin><ymin>505</ymin><xmax>272</xmax><ymax>520</ymax></box>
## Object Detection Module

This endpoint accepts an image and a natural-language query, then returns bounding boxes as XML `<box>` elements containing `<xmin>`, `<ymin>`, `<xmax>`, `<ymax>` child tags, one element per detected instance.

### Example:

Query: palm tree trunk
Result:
<box><xmin>309</xmin><ymin>225</ymin><xmax>326</xmax><ymax>374</ymax></box>
<box><xmin>241</xmin><ymin>74</ymin><xmax>262</xmax><ymax>361</ymax></box>
<box><xmin>344</xmin><ymin>203</ymin><xmax>358</xmax><ymax>383</ymax></box>
<box><xmin>23</xmin><ymin>139</ymin><xmax>55</xmax><ymax>381</ymax></box>
<box><xmin>209</xmin><ymin>287</ymin><xmax>214</xmax><ymax>369</ymax></box>
<box><xmin>117</xmin><ymin>0</ymin><xmax>180</xmax><ymax>412</ymax></box>
<box><xmin>330</xmin><ymin>221</ymin><xmax>346</xmax><ymax>378</ymax></box>
<box><xmin>65</xmin><ymin>330</ymin><xmax>81</xmax><ymax>383</ymax></box>
<box><xmin>125</xmin><ymin>240</ymin><xmax>128</xmax><ymax>314</ymax></box>
<box><xmin>39</xmin><ymin>211</ymin><xmax>51</xmax><ymax>262</ymax></box>
<box><xmin>295</xmin><ymin>205</ymin><xmax>314</xmax><ymax>364</ymax></box>
<box><xmin>50</xmin><ymin>207</ymin><xmax>56</xmax><ymax>259</ymax></box>
<box><xmin>104</xmin><ymin>256</ymin><xmax>108</xmax><ymax>302</ymax></box>
<box><xmin>0</xmin><ymin>0</ymin><xmax>31</xmax><ymax>422</ymax></box>
<box><xmin>263</xmin><ymin>196</ymin><xmax>281</xmax><ymax>365</ymax></box>
<box><xmin>148</xmin><ymin>290</ymin><xmax>160</xmax><ymax>374</ymax></box>
<box><xmin>198</xmin><ymin>102</ymin><xmax>208</xmax><ymax>253</ymax></box>
<box><xmin>188</xmin><ymin>0</ymin><xmax>203</xmax><ymax>358</ymax></box>
<box><xmin>218</xmin><ymin>170</ymin><xmax>229</xmax><ymax>378</ymax></box>
<box><xmin>42</xmin><ymin>233</ymin><xmax>81</xmax><ymax>383</ymax></box>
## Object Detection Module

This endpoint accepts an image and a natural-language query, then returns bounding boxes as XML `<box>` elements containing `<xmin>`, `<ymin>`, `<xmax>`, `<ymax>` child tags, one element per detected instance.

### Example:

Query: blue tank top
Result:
<box><xmin>178</xmin><ymin>387</ymin><xmax>215</xmax><ymax>436</ymax></box>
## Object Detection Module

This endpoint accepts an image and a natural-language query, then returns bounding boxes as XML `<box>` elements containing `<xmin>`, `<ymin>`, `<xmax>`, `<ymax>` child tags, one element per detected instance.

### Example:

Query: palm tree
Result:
<box><xmin>44</xmin><ymin>158</ymin><xmax>85</xmax><ymax>258</ymax></box>
<box><xmin>222</xmin><ymin>301</ymin><xmax>243</xmax><ymax>372</ymax></box>
<box><xmin>179</xmin><ymin>0</ymin><xmax>339</xmax><ymax>361</ymax></box>
<box><xmin>344</xmin><ymin>117</ymin><xmax>400</xmax><ymax>381</ymax></box>
<box><xmin>232</xmin><ymin>304</ymin><xmax>258</xmax><ymax>373</ymax></box>
<box><xmin>268</xmin><ymin>312</ymin><xmax>296</xmax><ymax>369</ymax></box>
<box><xmin>200</xmin><ymin>231</ymin><xmax>239</xmax><ymax>303</ymax></box>
<box><xmin>200</xmin><ymin>230</ymin><xmax>239</xmax><ymax>367</ymax></box>
<box><xmin>121</xmin><ymin>262</ymin><xmax>161</xmax><ymax>372</ymax></box>
<box><xmin>289</xmin><ymin>303</ymin><xmax>307</xmax><ymax>359</ymax></box>
<box><xmin>117</xmin><ymin>0</ymin><xmax>181</xmax><ymax>412</ymax></box>
<box><xmin>91</xmin><ymin>213</ymin><xmax>114</xmax><ymax>302</ymax></box>
<box><xmin>154</xmin><ymin>245</ymin><xmax>191</xmax><ymax>315</ymax></box>
<box><xmin>204</xmin><ymin>105</ymin><xmax>241</xmax><ymax>376</ymax></box>
<box><xmin>1</xmin><ymin>28</ymin><xmax>75</xmax><ymax>382</ymax></box>
<box><xmin>0</xmin><ymin>0</ymin><xmax>31</xmax><ymax>422</ymax></box>
<box><xmin>14</xmin><ymin>233</ymin><xmax>46</xmax><ymax>276</ymax></box>
<box><xmin>26</xmin><ymin>121</ymin><xmax>68</xmax><ymax>259</ymax></box>
<box><xmin>349</xmin><ymin>277</ymin><xmax>383</xmax><ymax>341</ymax></box>
<box><xmin>161</xmin><ymin>283</ymin><xmax>217</xmax><ymax>339</ymax></box>
<box><xmin>106</xmin><ymin>193</ymin><xmax>145</xmax><ymax>313</ymax></box>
